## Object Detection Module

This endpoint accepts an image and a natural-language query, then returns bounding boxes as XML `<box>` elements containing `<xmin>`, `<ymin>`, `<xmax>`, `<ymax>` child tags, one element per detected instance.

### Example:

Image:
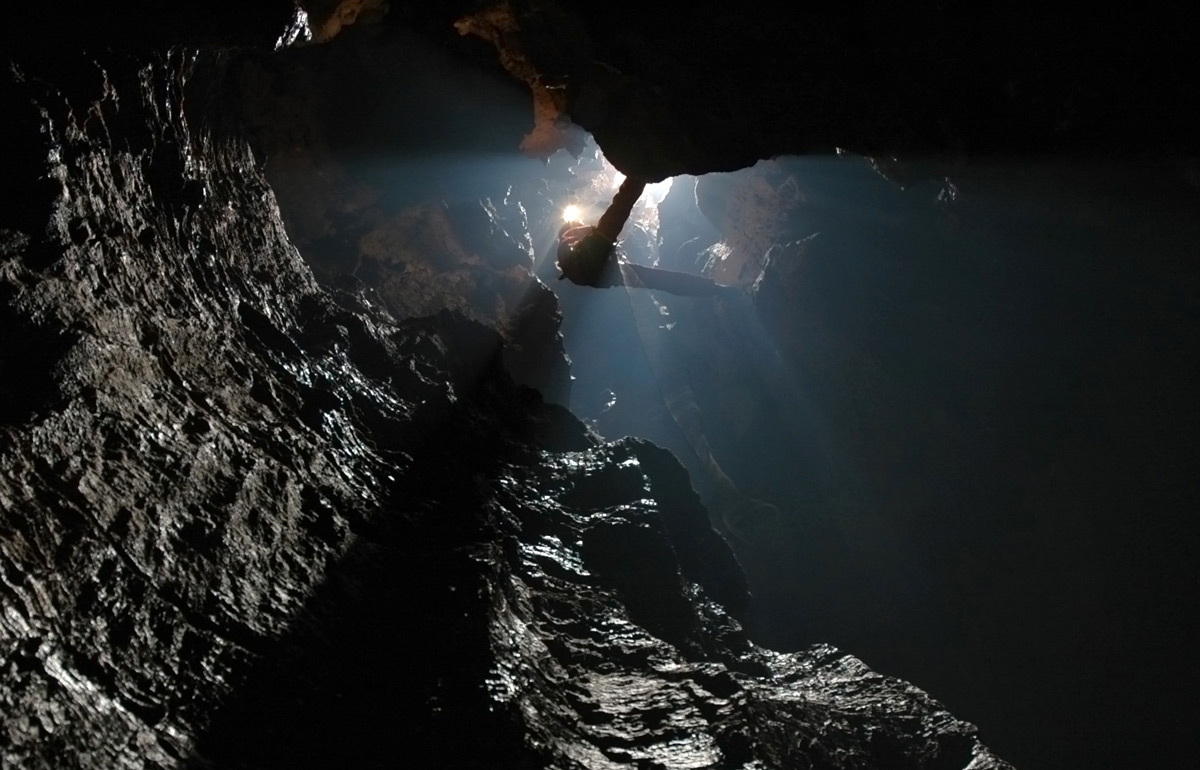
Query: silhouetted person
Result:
<box><xmin>556</xmin><ymin>177</ymin><xmax>733</xmax><ymax>297</ymax></box>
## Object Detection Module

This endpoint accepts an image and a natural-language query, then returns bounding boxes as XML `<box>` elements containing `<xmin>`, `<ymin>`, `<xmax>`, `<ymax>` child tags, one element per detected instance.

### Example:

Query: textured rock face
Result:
<box><xmin>0</xmin><ymin>49</ymin><xmax>404</xmax><ymax>762</ymax></box>
<box><xmin>0</xmin><ymin>41</ymin><xmax>1015</xmax><ymax>770</ymax></box>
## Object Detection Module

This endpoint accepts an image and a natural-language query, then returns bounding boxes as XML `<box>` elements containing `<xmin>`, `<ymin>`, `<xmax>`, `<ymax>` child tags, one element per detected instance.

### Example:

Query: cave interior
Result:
<box><xmin>1</xmin><ymin>2</ymin><xmax>1198</xmax><ymax>770</ymax></box>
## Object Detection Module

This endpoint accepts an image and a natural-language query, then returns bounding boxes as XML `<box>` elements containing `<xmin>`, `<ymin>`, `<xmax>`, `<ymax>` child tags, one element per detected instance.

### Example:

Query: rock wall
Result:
<box><xmin>0</xmin><ymin>40</ymin><xmax>1013</xmax><ymax>770</ymax></box>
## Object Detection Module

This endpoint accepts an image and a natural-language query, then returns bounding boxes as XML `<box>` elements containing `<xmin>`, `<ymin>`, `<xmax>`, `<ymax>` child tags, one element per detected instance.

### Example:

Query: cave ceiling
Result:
<box><xmin>2</xmin><ymin>3</ymin><xmax>1198</xmax><ymax>770</ymax></box>
<box><xmin>9</xmin><ymin>0</ymin><xmax>1197</xmax><ymax>180</ymax></box>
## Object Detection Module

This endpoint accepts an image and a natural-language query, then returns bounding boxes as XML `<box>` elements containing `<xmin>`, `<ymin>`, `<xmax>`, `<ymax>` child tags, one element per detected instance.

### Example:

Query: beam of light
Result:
<box><xmin>538</xmin><ymin>141</ymin><xmax>828</xmax><ymax>550</ymax></box>
<box><xmin>645</xmin><ymin>178</ymin><xmax>673</xmax><ymax>204</ymax></box>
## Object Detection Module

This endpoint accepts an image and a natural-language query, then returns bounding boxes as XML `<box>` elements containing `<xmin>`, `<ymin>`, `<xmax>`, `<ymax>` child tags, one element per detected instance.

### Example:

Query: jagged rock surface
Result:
<box><xmin>0</xmin><ymin>43</ymin><xmax>1014</xmax><ymax>770</ymax></box>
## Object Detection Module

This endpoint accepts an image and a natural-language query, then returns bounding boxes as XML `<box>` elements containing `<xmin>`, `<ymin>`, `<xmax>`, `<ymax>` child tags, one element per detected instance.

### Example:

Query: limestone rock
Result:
<box><xmin>0</xmin><ymin>32</ymin><xmax>1012</xmax><ymax>770</ymax></box>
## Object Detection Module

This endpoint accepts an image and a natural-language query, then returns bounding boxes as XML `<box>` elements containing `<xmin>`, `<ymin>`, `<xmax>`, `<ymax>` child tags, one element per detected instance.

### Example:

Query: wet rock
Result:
<box><xmin>0</xmin><ymin>29</ymin><xmax>1011</xmax><ymax>770</ymax></box>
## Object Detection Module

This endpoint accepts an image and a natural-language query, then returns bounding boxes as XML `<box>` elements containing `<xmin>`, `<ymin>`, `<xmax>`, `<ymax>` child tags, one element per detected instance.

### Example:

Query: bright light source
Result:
<box><xmin>562</xmin><ymin>204</ymin><xmax>582</xmax><ymax>223</ymax></box>
<box><xmin>645</xmin><ymin>178</ymin><xmax>673</xmax><ymax>205</ymax></box>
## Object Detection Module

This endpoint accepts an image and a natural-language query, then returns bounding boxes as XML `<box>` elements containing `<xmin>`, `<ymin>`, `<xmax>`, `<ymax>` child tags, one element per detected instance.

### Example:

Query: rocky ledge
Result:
<box><xmin>0</xmin><ymin>43</ymin><xmax>1010</xmax><ymax>770</ymax></box>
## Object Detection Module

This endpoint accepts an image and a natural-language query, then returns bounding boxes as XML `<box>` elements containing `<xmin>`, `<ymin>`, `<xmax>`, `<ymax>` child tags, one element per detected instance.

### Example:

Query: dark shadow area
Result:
<box><xmin>557</xmin><ymin>155</ymin><xmax>1200</xmax><ymax>770</ymax></box>
<box><xmin>3</xmin><ymin>2</ymin><xmax>296</xmax><ymax>54</ymax></box>
<box><xmin>0</xmin><ymin>285</ymin><xmax>78</xmax><ymax>427</ymax></box>
<box><xmin>192</xmin><ymin>516</ymin><xmax>533</xmax><ymax>770</ymax></box>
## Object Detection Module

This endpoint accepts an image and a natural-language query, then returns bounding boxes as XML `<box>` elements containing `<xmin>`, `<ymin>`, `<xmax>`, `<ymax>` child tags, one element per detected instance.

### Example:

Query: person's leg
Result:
<box><xmin>623</xmin><ymin>263</ymin><xmax>732</xmax><ymax>297</ymax></box>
